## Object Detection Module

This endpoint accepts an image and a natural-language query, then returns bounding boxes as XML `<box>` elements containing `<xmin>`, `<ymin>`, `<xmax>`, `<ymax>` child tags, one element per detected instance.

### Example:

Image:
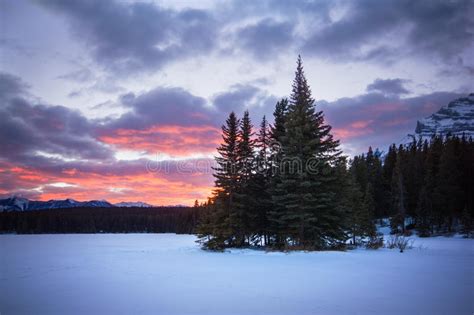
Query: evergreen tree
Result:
<box><xmin>345</xmin><ymin>175</ymin><xmax>365</xmax><ymax>246</ymax></box>
<box><xmin>364</xmin><ymin>183</ymin><xmax>376</xmax><ymax>226</ymax></box>
<box><xmin>344</xmin><ymin>161</ymin><xmax>376</xmax><ymax>245</ymax></box>
<box><xmin>257</xmin><ymin>115</ymin><xmax>271</xmax><ymax>170</ymax></box>
<box><xmin>433</xmin><ymin>136</ymin><xmax>464</xmax><ymax>232</ymax></box>
<box><xmin>459</xmin><ymin>135</ymin><xmax>474</xmax><ymax>236</ymax></box>
<box><xmin>268</xmin><ymin>98</ymin><xmax>289</xmax><ymax>248</ymax></box>
<box><xmin>404</xmin><ymin>140</ymin><xmax>419</xmax><ymax>218</ymax></box>
<box><xmin>274</xmin><ymin>55</ymin><xmax>344</xmax><ymax>249</ymax></box>
<box><xmin>390</xmin><ymin>156</ymin><xmax>406</xmax><ymax>234</ymax></box>
<box><xmin>460</xmin><ymin>205</ymin><xmax>472</xmax><ymax>238</ymax></box>
<box><xmin>197</xmin><ymin>112</ymin><xmax>240</xmax><ymax>249</ymax></box>
<box><xmin>426</xmin><ymin>136</ymin><xmax>443</xmax><ymax>232</ymax></box>
<box><xmin>383</xmin><ymin>144</ymin><xmax>397</xmax><ymax>214</ymax></box>
<box><xmin>370</xmin><ymin>152</ymin><xmax>387</xmax><ymax>218</ymax></box>
<box><xmin>252</xmin><ymin>116</ymin><xmax>272</xmax><ymax>245</ymax></box>
<box><xmin>233</xmin><ymin>110</ymin><xmax>255</xmax><ymax>246</ymax></box>
<box><xmin>351</xmin><ymin>155</ymin><xmax>368</xmax><ymax>193</ymax></box>
<box><xmin>416</xmin><ymin>186</ymin><xmax>432</xmax><ymax>237</ymax></box>
<box><xmin>270</xmin><ymin>98</ymin><xmax>288</xmax><ymax>145</ymax></box>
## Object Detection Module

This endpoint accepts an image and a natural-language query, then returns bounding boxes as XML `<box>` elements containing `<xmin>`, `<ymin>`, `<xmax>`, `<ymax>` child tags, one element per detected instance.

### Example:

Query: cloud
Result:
<box><xmin>301</xmin><ymin>0</ymin><xmax>474</xmax><ymax>65</ymax></box>
<box><xmin>99</xmin><ymin>125</ymin><xmax>221</xmax><ymax>157</ymax></box>
<box><xmin>97</xmin><ymin>83</ymin><xmax>277</xmax><ymax>156</ymax></box>
<box><xmin>211</xmin><ymin>83</ymin><xmax>278</xmax><ymax>121</ymax></box>
<box><xmin>0</xmin><ymin>72</ymin><xmax>29</xmax><ymax>101</ymax></box>
<box><xmin>0</xmin><ymin>73</ymin><xmax>272</xmax><ymax>204</ymax></box>
<box><xmin>103</xmin><ymin>87</ymin><xmax>212</xmax><ymax>131</ymax></box>
<box><xmin>234</xmin><ymin>18</ymin><xmax>295</xmax><ymax>59</ymax></box>
<box><xmin>0</xmin><ymin>72</ymin><xmax>113</xmax><ymax>162</ymax></box>
<box><xmin>212</xmin><ymin>84</ymin><xmax>260</xmax><ymax>112</ymax></box>
<box><xmin>39</xmin><ymin>0</ymin><xmax>217</xmax><ymax>74</ymax></box>
<box><xmin>366</xmin><ymin>78</ymin><xmax>410</xmax><ymax>96</ymax></box>
<box><xmin>0</xmin><ymin>74</ymin><xmax>217</xmax><ymax>204</ymax></box>
<box><xmin>36</xmin><ymin>0</ymin><xmax>473</xmax><ymax>76</ymax></box>
<box><xmin>319</xmin><ymin>91</ymin><xmax>464</xmax><ymax>155</ymax></box>
<box><xmin>100</xmin><ymin>82</ymin><xmax>277</xmax><ymax>138</ymax></box>
<box><xmin>57</xmin><ymin>68</ymin><xmax>94</xmax><ymax>83</ymax></box>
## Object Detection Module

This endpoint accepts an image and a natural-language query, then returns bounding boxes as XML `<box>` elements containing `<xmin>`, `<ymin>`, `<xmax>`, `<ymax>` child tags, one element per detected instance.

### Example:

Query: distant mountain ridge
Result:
<box><xmin>0</xmin><ymin>197</ymin><xmax>156</xmax><ymax>212</ymax></box>
<box><xmin>412</xmin><ymin>93</ymin><xmax>474</xmax><ymax>139</ymax></box>
<box><xmin>114</xmin><ymin>201</ymin><xmax>154</xmax><ymax>208</ymax></box>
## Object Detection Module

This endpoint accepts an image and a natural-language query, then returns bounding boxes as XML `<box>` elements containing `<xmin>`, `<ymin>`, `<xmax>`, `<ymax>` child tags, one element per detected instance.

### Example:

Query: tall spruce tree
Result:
<box><xmin>198</xmin><ymin>112</ymin><xmax>240</xmax><ymax>249</ymax></box>
<box><xmin>390</xmin><ymin>155</ymin><xmax>407</xmax><ymax>234</ymax></box>
<box><xmin>433</xmin><ymin>136</ymin><xmax>464</xmax><ymax>232</ymax></box>
<box><xmin>365</xmin><ymin>148</ymin><xmax>386</xmax><ymax>218</ymax></box>
<box><xmin>274</xmin><ymin>56</ymin><xmax>344</xmax><ymax>249</ymax></box>
<box><xmin>257</xmin><ymin>116</ymin><xmax>271</xmax><ymax>169</ymax></box>
<box><xmin>416</xmin><ymin>186</ymin><xmax>432</xmax><ymax>236</ymax></box>
<box><xmin>270</xmin><ymin>98</ymin><xmax>288</xmax><ymax>144</ymax></box>
<box><xmin>251</xmin><ymin>116</ymin><xmax>272</xmax><ymax>245</ymax></box>
<box><xmin>233</xmin><ymin>110</ymin><xmax>255</xmax><ymax>246</ymax></box>
<box><xmin>383</xmin><ymin>144</ymin><xmax>397</xmax><ymax>214</ymax></box>
<box><xmin>268</xmin><ymin>98</ymin><xmax>289</xmax><ymax>248</ymax></box>
<box><xmin>459</xmin><ymin>134</ymin><xmax>474</xmax><ymax>237</ymax></box>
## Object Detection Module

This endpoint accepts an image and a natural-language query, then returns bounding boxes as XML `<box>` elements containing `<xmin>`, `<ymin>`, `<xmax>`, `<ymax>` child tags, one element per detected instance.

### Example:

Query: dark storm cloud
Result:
<box><xmin>366</xmin><ymin>78</ymin><xmax>410</xmax><ymax>96</ymax></box>
<box><xmin>212</xmin><ymin>84</ymin><xmax>261</xmax><ymax>112</ymax></box>
<box><xmin>211</xmin><ymin>83</ymin><xmax>278</xmax><ymax>122</ymax></box>
<box><xmin>39</xmin><ymin>0</ymin><xmax>217</xmax><ymax>73</ymax></box>
<box><xmin>103</xmin><ymin>87</ymin><xmax>211</xmax><ymax>131</ymax></box>
<box><xmin>0</xmin><ymin>72</ymin><xmax>29</xmax><ymax>101</ymax></box>
<box><xmin>302</xmin><ymin>0</ymin><xmax>474</xmax><ymax>64</ymax></box>
<box><xmin>0</xmin><ymin>72</ymin><xmax>113</xmax><ymax>162</ymax></box>
<box><xmin>199</xmin><ymin>0</ymin><xmax>473</xmax><ymax>65</ymax></box>
<box><xmin>235</xmin><ymin>18</ymin><xmax>295</xmax><ymax>59</ymax></box>
<box><xmin>35</xmin><ymin>0</ymin><xmax>473</xmax><ymax>71</ymax></box>
<box><xmin>100</xmin><ymin>82</ymin><xmax>276</xmax><ymax>135</ymax></box>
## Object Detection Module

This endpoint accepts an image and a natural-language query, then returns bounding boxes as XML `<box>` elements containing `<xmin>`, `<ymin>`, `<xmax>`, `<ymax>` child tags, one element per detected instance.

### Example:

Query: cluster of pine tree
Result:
<box><xmin>352</xmin><ymin>136</ymin><xmax>473</xmax><ymax>237</ymax></box>
<box><xmin>0</xmin><ymin>206</ymin><xmax>200</xmax><ymax>234</ymax></box>
<box><xmin>197</xmin><ymin>57</ymin><xmax>379</xmax><ymax>250</ymax></box>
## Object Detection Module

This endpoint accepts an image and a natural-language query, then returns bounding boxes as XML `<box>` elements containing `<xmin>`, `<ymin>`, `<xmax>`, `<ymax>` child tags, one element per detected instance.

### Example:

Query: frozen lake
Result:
<box><xmin>0</xmin><ymin>233</ymin><xmax>472</xmax><ymax>315</ymax></box>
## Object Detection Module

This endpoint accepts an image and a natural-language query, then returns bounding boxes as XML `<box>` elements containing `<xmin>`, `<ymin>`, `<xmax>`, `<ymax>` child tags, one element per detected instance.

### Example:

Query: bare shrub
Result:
<box><xmin>386</xmin><ymin>235</ymin><xmax>414</xmax><ymax>253</ymax></box>
<box><xmin>366</xmin><ymin>234</ymin><xmax>384</xmax><ymax>249</ymax></box>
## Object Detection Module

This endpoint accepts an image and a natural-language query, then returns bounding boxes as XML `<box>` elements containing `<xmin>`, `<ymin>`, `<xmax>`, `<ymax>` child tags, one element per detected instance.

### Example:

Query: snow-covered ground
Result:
<box><xmin>1</xmin><ymin>234</ymin><xmax>472</xmax><ymax>315</ymax></box>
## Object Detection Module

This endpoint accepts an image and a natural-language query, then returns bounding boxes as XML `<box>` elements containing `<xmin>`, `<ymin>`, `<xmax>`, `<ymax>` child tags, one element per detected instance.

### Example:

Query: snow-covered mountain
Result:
<box><xmin>28</xmin><ymin>198</ymin><xmax>81</xmax><ymax>210</ymax></box>
<box><xmin>411</xmin><ymin>93</ymin><xmax>474</xmax><ymax>139</ymax></box>
<box><xmin>0</xmin><ymin>197</ymin><xmax>114</xmax><ymax>211</ymax></box>
<box><xmin>82</xmin><ymin>200</ymin><xmax>115</xmax><ymax>208</ymax></box>
<box><xmin>114</xmin><ymin>201</ymin><xmax>154</xmax><ymax>208</ymax></box>
<box><xmin>0</xmin><ymin>197</ymin><xmax>29</xmax><ymax>211</ymax></box>
<box><xmin>0</xmin><ymin>197</ymin><xmax>163</xmax><ymax>211</ymax></box>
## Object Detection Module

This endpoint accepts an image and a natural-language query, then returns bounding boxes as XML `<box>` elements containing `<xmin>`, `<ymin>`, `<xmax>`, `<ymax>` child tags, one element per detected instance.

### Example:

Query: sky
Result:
<box><xmin>0</xmin><ymin>0</ymin><xmax>473</xmax><ymax>205</ymax></box>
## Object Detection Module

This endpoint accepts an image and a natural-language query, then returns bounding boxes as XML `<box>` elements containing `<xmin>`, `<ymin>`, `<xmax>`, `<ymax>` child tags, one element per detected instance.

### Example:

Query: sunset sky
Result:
<box><xmin>1</xmin><ymin>0</ymin><xmax>472</xmax><ymax>205</ymax></box>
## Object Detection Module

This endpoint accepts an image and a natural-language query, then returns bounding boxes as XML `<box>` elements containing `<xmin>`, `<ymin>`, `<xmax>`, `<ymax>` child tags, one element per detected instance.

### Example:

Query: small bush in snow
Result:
<box><xmin>386</xmin><ymin>235</ymin><xmax>414</xmax><ymax>253</ymax></box>
<box><xmin>365</xmin><ymin>234</ymin><xmax>384</xmax><ymax>249</ymax></box>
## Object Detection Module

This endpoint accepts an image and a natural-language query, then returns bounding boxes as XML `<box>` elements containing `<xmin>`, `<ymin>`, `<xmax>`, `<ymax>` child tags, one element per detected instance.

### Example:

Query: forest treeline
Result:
<box><xmin>0</xmin><ymin>206</ymin><xmax>200</xmax><ymax>234</ymax></box>
<box><xmin>196</xmin><ymin>56</ymin><xmax>473</xmax><ymax>250</ymax></box>
<box><xmin>352</xmin><ymin>136</ymin><xmax>473</xmax><ymax>237</ymax></box>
